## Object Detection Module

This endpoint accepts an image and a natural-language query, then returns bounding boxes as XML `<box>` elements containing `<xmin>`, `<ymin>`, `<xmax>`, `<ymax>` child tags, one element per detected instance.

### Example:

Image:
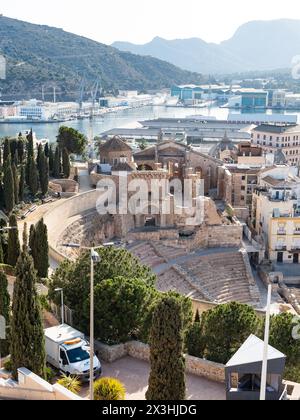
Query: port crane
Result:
<box><xmin>90</xmin><ymin>78</ymin><xmax>101</xmax><ymax>117</ymax></box>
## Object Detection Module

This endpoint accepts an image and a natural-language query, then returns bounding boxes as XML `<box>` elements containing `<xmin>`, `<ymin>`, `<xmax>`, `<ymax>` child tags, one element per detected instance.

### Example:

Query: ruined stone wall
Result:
<box><xmin>207</xmin><ymin>224</ymin><xmax>242</xmax><ymax>248</ymax></box>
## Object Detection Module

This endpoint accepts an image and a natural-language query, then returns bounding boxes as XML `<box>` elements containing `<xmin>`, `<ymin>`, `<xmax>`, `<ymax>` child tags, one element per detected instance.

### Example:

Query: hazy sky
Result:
<box><xmin>2</xmin><ymin>0</ymin><xmax>300</xmax><ymax>45</ymax></box>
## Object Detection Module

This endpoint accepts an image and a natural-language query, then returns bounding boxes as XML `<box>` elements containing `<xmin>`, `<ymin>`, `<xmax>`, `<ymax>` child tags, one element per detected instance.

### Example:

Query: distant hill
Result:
<box><xmin>113</xmin><ymin>19</ymin><xmax>300</xmax><ymax>74</ymax></box>
<box><xmin>0</xmin><ymin>16</ymin><xmax>204</xmax><ymax>100</ymax></box>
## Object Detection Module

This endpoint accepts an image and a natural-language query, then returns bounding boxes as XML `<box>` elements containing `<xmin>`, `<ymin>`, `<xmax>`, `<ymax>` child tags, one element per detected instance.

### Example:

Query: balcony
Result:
<box><xmin>291</xmin><ymin>247</ymin><xmax>300</xmax><ymax>252</ymax></box>
<box><xmin>275</xmin><ymin>246</ymin><xmax>287</xmax><ymax>251</ymax></box>
<box><xmin>277</xmin><ymin>231</ymin><xmax>287</xmax><ymax>236</ymax></box>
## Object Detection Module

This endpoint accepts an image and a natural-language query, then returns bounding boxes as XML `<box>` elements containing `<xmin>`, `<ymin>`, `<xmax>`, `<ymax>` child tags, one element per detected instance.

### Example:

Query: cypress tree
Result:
<box><xmin>62</xmin><ymin>148</ymin><xmax>70</xmax><ymax>178</ymax></box>
<box><xmin>19</xmin><ymin>165</ymin><xmax>25</xmax><ymax>203</ymax></box>
<box><xmin>44</xmin><ymin>142</ymin><xmax>49</xmax><ymax>158</ymax></box>
<box><xmin>194</xmin><ymin>309</ymin><xmax>201</xmax><ymax>323</ymax></box>
<box><xmin>12</xmin><ymin>163</ymin><xmax>19</xmax><ymax>205</ymax></box>
<box><xmin>3</xmin><ymin>156</ymin><xmax>15</xmax><ymax>213</ymax></box>
<box><xmin>28</xmin><ymin>156</ymin><xmax>39</xmax><ymax>196</ymax></box>
<box><xmin>49</xmin><ymin>145</ymin><xmax>54</xmax><ymax>174</ymax></box>
<box><xmin>3</xmin><ymin>138</ymin><xmax>10</xmax><ymax>162</ymax></box>
<box><xmin>0</xmin><ymin>240</ymin><xmax>4</xmax><ymax>264</ymax></box>
<box><xmin>0</xmin><ymin>271</ymin><xmax>10</xmax><ymax>357</ymax></box>
<box><xmin>39</xmin><ymin>151</ymin><xmax>49</xmax><ymax>196</ymax></box>
<box><xmin>37</xmin><ymin>144</ymin><xmax>43</xmax><ymax>171</ymax></box>
<box><xmin>31</xmin><ymin>219</ymin><xmax>49</xmax><ymax>279</ymax></box>
<box><xmin>17</xmin><ymin>138</ymin><xmax>24</xmax><ymax>164</ymax></box>
<box><xmin>22</xmin><ymin>223</ymin><xmax>28</xmax><ymax>253</ymax></box>
<box><xmin>10</xmin><ymin>250</ymin><xmax>46</xmax><ymax>379</ymax></box>
<box><xmin>7</xmin><ymin>214</ymin><xmax>21</xmax><ymax>267</ymax></box>
<box><xmin>29</xmin><ymin>224</ymin><xmax>35</xmax><ymax>264</ymax></box>
<box><xmin>146</xmin><ymin>296</ymin><xmax>186</xmax><ymax>401</ymax></box>
<box><xmin>26</xmin><ymin>129</ymin><xmax>34</xmax><ymax>159</ymax></box>
<box><xmin>53</xmin><ymin>147</ymin><xmax>61</xmax><ymax>178</ymax></box>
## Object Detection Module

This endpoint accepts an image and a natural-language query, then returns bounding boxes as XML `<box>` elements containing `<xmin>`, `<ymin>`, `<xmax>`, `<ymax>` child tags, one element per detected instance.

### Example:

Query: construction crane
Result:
<box><xmin>78</xmin><ymin>76</ymin><xmax>86</xmax><ymax>113</ymax></box>
<box><xmin>90</xmin><ymin>78</ymin><xmax>102</xmax><ymax>117</ymax></box>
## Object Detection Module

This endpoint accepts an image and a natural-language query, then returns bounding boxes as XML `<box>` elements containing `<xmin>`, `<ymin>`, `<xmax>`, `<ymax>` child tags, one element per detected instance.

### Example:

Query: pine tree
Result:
<box><xmin>49</xmin><ymin>145</ymin><xmax>54</xmax><ymax>174</ymax></box>
<box><xmin>0</xmin><ymin>271</ymin><xmax>10</xmax><ymax>357</ymax></box>
<box><xmin>62</xmin><ymin>148</ymin><xmax>70</xmax><ymax>178</ymax></box>
<box><xmin>12</xmin><ymin>163</ymin><xmax>19</xmax><ymax>205</ymax></box>
<box><xmin>3</xmin><ymin>156</ymin><xmax>15</xmax><ymax>213</ymax></box>
<box><xmin>19</xmin><ymin>165</ymin><xmax>25</xmax><ymax>203</ymax></box>
<box><xmin>30</xmin><ymin>219</ymin><xmax>49</xmax><ymax>279</ymax></box>
<box><xmin>28</xmin><ymin>156</ymin><xmax>39</xmax><ymax>196</ymax></box>
<box><xmin>10</xmin><ymin>250</ymin><xmax>46</xmax><ymax>379</ymax></box>
<box><xmin>146</xmin><ymin>295</ymin><xmax>186</xmax><ymax>401</ymax></box>
<box><xmin>53</xmin><ymin>147</ymin><xmax>61</xmax><ymax>178</ymax></box>
<box><xmin>38</xmin><ymin>151</ymin><xmax>49</xmax><ymax>196</ymax></box>
<box><xmin>7</xmin><ymin>214</ymin><xmax>21</xmax><ymax>267</ymax></box>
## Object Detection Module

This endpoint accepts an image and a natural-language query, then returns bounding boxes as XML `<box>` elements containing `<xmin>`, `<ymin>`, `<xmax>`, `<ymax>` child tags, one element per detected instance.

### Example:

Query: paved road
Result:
<box><xmin>79</xmin><ymin>356</ymin><xmax>226</xmax><ymax>401</ymax></box>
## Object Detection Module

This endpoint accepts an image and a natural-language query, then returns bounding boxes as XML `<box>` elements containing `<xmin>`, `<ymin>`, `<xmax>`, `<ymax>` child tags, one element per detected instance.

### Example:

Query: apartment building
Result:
<box><xmin>251</xmin><ymin>124</ymin><xmax>300</xmax><ymax>165</ymax></box>
<box><xmin>252</xmin><ymin>166</ymin><xmax>300</xmax><ymax>264</ymax></box>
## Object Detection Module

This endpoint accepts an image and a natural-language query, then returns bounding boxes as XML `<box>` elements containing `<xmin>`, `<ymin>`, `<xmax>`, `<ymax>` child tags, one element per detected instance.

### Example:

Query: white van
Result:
<box><xmin>45</xmin><ymin>324</ymin><xmax>101</xmax><ymax>382</ymax></box>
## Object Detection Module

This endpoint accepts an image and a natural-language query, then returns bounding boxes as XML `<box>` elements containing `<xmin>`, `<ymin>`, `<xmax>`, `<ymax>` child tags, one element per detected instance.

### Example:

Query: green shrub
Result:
<box><xmin>94</xmin><ymin>377</ymin><xmax>126</xmax><ymax>401</ymax></box>
<box><xmin>45</xmin><ymin>366</ymin><xmax>56</xmax><ymax>383</ymax></box>
<box><xmin>57</xmin><ymin>374</ymin><xmax>81</xmax><ymax>395</ymax></box>
<box><xmin>0</xmin><ymin>264</ymin><xmax>15</xmax><ymax>276</ymax></box>
<box><xmin>38</xmin><ymin>295</ymin><xmax>51</xmax><ymax>312</ymax></box>
<box><xmin>3</xmin><ymin>358</ymin><xmax>12</xmax><ymax>372</ymax></box>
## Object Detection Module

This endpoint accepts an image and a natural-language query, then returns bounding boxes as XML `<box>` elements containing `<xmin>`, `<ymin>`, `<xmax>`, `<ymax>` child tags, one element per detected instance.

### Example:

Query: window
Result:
<box><xmin>60</xmin><ymin>349</ymin><xmax>68</xmax><ymax>365</ymax></box>
<box><xmin>67</xmin><ymin>347</ymin><xmax>90</xmax><ymax>364</ymax></box>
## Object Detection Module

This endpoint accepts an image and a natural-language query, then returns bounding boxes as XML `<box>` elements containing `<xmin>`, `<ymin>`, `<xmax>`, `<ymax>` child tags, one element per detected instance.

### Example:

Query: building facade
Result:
<box><xmin>252</xmin><ymin>167</ymin><xmax>300</xmax><ymax>264</ymax></box>
<box><xmin>251</xmin><ymin>124</ymin><xmax>300</xmax><ymax>166</ymax></box>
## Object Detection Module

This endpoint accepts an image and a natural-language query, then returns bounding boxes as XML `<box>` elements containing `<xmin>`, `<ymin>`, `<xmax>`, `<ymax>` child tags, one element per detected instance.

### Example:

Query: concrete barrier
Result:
<box><xmin>0</xmin><ymin>368</ymin><xmax>82</xmax><ymax>401</ymax></box>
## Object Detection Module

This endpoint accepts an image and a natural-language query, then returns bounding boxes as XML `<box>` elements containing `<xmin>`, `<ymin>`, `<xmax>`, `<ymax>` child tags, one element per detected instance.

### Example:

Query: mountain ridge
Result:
<box><xmin>0</xmin><ymin>16</ymin><xmax>204</xmax><ymax>100</ymax></box>
<box><xmin>112</xmin><ymin>19</ymin><xmax>300</xmax><ymax>74</ymax></box>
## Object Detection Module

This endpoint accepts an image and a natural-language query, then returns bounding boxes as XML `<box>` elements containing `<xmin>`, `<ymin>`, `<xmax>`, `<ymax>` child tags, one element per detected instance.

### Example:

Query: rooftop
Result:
<box><xmin>226</xmin><ymin>335</ymin><xmax>286</xmax><ymax>368</ymax></box>
<box><xmin>99</xmin><ymin>136</ymin><xmax>132</xmax><ymax>152</ymax></box>
<box><xmin>252</xmin><ymin>124</ymin><xmax>299</xmax><ymax>134</ymax></box>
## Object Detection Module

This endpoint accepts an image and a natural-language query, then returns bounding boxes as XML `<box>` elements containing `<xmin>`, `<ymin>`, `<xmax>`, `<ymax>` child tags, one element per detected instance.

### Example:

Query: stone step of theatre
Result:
<box><xmin>156</xmin><ymin>268</ymin><xmax>205</xmax><ymax>300</ymax></box>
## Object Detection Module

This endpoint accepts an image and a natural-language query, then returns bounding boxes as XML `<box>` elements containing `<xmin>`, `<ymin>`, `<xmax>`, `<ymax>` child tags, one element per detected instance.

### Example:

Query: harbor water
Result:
<box><xmin>0</xmin><ymin>105</ymin><xmax>300</xmax><ymax>143</ymax></box>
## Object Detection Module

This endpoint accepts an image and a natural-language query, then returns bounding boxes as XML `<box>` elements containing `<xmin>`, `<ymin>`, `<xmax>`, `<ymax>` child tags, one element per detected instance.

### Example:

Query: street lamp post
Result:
<box><xmin>260</xmin><ymin>284</ymin><xmax>272</xmax><ymax>401</ymax></box>
<box><xmin>55</xmin><ymin>288</ymin><xmax>64</xmax><ymax>325</ymax></box>
<box><xmin>62</xmin><ymin>242</ymin><xmax>114</xmax><ymax>401</ymax></box>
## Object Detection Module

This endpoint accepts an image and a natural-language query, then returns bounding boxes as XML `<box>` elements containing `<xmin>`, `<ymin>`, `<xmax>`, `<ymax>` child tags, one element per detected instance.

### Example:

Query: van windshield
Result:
<box><xmin>67</xmin><ymin>347</ymin><xmax>90</xmax><ymax>363</ymax></box>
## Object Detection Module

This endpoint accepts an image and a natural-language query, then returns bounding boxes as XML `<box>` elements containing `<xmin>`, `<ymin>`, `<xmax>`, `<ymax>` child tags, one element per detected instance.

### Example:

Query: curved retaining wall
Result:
<box><xmin>43</xmin><ymin>189</ymin><xmax>103</xmax><ymax>264</ymax></box>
